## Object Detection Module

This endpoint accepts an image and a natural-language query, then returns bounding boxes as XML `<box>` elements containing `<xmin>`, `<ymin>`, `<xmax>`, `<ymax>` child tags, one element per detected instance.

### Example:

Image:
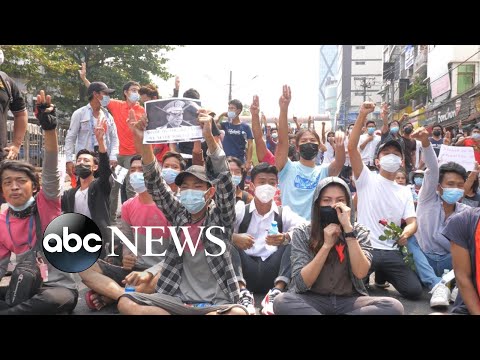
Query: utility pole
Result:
<box><xmin>228</xmin><ymin>70</ymin><xmax>232</xmax><ymax>102</ymax></box>
<box><xmin>355</xmin><ymin>76</ymin><xmax>374</xmax><ymax>102</ymax></box>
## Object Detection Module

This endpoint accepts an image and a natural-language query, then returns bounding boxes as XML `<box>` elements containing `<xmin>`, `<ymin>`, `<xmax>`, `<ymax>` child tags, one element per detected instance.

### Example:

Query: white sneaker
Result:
<box><xmin>450</xmin><ymin>286</ymin><xmax>458</xmax><ymax>303</ymax></box>
<box><xmin>261</xmin><ymin>288</ymin><xmax>282</xmax><ymax>315</ymax></box>
<box><xmin>239</xmin><ymin>289</ymin><xmax>256</xmax><ymax>315</ymax></box>
<box><xmin>430</xmin><ymin>282</ymin><xmax>451</xmax><ymax>308</ymax></box>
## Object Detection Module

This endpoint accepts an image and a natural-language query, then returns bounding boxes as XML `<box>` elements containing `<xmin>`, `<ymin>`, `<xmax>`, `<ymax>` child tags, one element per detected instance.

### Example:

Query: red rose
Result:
<box><xmin>379</xmin><ymin>219</ymin><xmax>388</xmax><ymax>226</ymax></box>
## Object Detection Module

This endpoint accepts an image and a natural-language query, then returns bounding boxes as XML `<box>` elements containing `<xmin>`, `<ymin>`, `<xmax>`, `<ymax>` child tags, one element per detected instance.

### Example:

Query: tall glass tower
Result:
<box><xmin>319</xmin><ymin>45</ymin><xmax>338</xmax><ymax>114</ymax></box>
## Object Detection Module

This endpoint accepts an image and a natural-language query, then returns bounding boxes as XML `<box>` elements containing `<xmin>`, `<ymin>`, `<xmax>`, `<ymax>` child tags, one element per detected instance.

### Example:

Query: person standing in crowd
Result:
<box><xmin>275</xmin><ymin>85</ymin><xmax>345</xmax><ymax>221</ymax></box>
<box><xmin>348</xmin><ymin>101</ymin><xmax>422</xmax><ymax>300</ymax></box>
<box><xmin>217</xmin><ymin>99</ymin><xmax>254</xmax><ymax>169</ymax></box>
<box><xmin>273</xmin><ymin>177</ymin><xmax>404</xmax><ymax>315</ymax></box>
<box><xmin>401</xmin><ymin>121</ymin><xmax>417</xmax><ymax>174</ymax></box>
<box><xmin>0</xmin><ymin>90</ymin><xmax>78</xmax><ymax>314</ymax></box>
<box><xmin>429</xmin><ymin>124</ymin><xmax>444</xmax><ymax>157</ymax></box>
<box><xmin>379</xmin><ymin>104</ymin><xmax>406</xmax><ymax>159</ymax></box>
<box><xmin>456</xmin><ymin>125</ymin><xmax>480</xmax><ymax>164</ymax></box>
<box><xmin>64</xmin><ymin>82</ymin><xmax>119</xmax><ymax>191</ymax></box>
<box><xmin>442</xmin><ymin>206</ymin><xmax>480</xmax><ymax>315</ymax></box>
<box><xmin>61</xmin><ymin>118</ymin><xmax>113</xmax><ymax>258</ymax></box>
<box><xmin>358</xmin><ymin>119</ymin><xmax>381</xmax><ymax>171</ymax></box>
<box><xmin>79</xmin><ymin>63</ymin><xmax>144</xmax><ymax>219</ymax></box>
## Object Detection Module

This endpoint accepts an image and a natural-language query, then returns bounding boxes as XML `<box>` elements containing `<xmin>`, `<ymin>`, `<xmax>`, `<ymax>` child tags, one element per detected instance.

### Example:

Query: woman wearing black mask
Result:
<box><xmin>273</xmin><ymin>177</ymin><xmax>404</xmax><ymax>315</ymax></box>
<box><xmin>275</xmin><ymin>85</ymin><xmax>345</xmax><ymax>221</ymax></box>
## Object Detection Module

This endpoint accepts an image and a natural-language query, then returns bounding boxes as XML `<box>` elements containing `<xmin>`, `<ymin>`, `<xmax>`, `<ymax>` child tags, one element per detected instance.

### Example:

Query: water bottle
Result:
<box><xmin>125</xmin><ymin>284</ymin><xmax>136</xmax><ymax>293</ymax></box>
<box><xmin>266</xmin><ymin>221</ymin><xmax>279</xmax><ymax>251</ymax></box>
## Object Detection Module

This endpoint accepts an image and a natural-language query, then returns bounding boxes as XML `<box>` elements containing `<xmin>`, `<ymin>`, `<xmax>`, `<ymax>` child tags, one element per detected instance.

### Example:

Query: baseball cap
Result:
<box><xmin>375</xmin><ymin>139</ymin><xmax>404</xmax><ymax>159</ymax></box>
<box><xmin>174</xmin><ymin>165</ymin><xmax>211</xmax><ymax>186</ymax></box>
<box><xmin>87</xmin><ymin>82</ymin><xmax>115</xmax><ymax>97</ymax></box>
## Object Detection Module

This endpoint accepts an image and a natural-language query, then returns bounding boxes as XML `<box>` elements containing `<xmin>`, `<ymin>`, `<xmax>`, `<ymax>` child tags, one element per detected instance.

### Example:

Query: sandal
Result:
<box><xmin>85</xmin><ymin>290</ymin><xmax>113</xmax><ymax>311</ymax></box>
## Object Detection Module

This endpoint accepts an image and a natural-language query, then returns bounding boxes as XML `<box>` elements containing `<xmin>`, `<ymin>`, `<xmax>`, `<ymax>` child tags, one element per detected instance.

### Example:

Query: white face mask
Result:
<box><xmin>379</xmin><ymin>154</ymin><xmax>402</xmax><ymax>173</ymax></box>
<box><xmin>254</xmin><ymin>184</ymin><xmax>276</xmax><ymax>204</ymax></box>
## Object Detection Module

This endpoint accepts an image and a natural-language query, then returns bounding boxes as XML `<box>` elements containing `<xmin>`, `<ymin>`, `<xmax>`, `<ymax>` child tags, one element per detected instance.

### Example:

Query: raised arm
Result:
<box><xmin>328</xmin><ymin>131</ymin><xmax>346</xmax><ymax>176</ymax></box>
<box><xmin>348</xmin><ymin>102</ymin><xmax>375</xmax><ymax>180</ymax></box>
<box><xmin>250</xmin><ymin>95</ymin><xmax>269</xmax><ymax>162</ymax></box>
<box><xmin>78</xmin><ymin>62</ymin><xmax>91</xmax><ymax>88</ymax></box>
<box><xmin>93</xmin><ymin>117</ymin><xmax>112</xmax><ymax>188</ymax></box>
<box><xmin>380</xmin><ymin>102</ymin><xmax>389</xmax><ymax>135</ymax></box>
<box><xmin>274</xmin><ymin>85</ymin><xmax>292</xmax><ymax>172</ymax></box>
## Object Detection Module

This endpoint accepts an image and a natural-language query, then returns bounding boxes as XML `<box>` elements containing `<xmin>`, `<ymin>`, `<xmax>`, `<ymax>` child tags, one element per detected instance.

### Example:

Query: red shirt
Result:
<box><xmin>464</xmin><ymin>138</ymin><xmax>480</xmax><ymax>163</ymax></box>
<box><xmin>107</xmin><ymin>99</ymin><xmax>145</xmax><ymax>156</ymax></box>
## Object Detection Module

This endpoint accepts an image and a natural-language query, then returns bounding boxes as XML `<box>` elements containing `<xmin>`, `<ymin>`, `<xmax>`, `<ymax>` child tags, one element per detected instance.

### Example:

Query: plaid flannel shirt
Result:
<box><xmin>143</xmin><ymin>147</ymin><xmax>240</xmax><ymax>303</ymax></box>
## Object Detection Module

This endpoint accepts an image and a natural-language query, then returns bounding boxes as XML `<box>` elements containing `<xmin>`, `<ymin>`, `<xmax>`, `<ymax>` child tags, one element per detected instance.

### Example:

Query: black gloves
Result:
<box><xmin>35</xmin><ymin>104</ymin><xmax>57</xmax><ymax>131</ymax></box>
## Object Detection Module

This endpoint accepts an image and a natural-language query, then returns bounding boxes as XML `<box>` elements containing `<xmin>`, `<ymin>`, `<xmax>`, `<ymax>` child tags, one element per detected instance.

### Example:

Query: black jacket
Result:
<box><xmin>61</xmin><ymin>152</ymin><xmax>112</xmax><ymax>240</ymax></box>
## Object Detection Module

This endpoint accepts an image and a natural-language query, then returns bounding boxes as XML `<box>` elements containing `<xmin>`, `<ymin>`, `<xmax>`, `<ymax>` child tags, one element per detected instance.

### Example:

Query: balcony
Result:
<box><xmin>414</xmin><ymin>49</ymin><xmax>428</xmax><ymax>74</ymax></box>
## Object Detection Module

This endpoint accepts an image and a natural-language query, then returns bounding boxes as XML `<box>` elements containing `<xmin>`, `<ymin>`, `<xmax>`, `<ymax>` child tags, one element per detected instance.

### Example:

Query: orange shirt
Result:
<box><xmin>107</xmin><ymin>99</ymin><xmax>145</xmax><ymax>156</ymax></box>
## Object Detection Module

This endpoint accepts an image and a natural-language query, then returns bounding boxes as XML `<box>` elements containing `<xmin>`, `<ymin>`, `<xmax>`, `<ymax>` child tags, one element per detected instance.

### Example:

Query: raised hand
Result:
<box><xmin>334</xmin><ymin>202</ymin><xmax>352</xmax><ymax>233</ymax></box>
<box><xmin>251</xmin><ymin>95</ymin><xmax>260</xmax><ymax>117</ymax></box>
<box><xmin>380</xmin><ymin>102</ymin><xmax>389</xmax><ymax>119</ymax></box>
<box><xmin>410</xmin><ymin>127</ymin><xmax>429</xmax><ymax>142</ymax></box>
<box><xmin>334</xmin><ymin>130</ymin><xmax>345</xmax><ymax>151</ymax></box>
<box><xmin>78</xmin><ymin>62</ymin><xmax>86</xmax><ymax>80</ymax></box>
<box><xmin>444</xmin><ymin>131</ymin><xmax>452</xmax><ymax>145</ymax></box>
<box><xmin>34</xmin><ymin>90</ymin><xmax>57</xmax><ymax>131</ymax></box>
<box><xmin>279</xmin><ymin>85</ymin><xmax>291</xmax><ymax>111</ymax></box>
<box><xmin>94</xmin><ymin>117</ymin><xmax>106</xmax><ymax>142</ymax></box>
<box><xmin>359</xmin><ymin>102</ymin><xmax>376</xmax><ymax>117</ymax></box>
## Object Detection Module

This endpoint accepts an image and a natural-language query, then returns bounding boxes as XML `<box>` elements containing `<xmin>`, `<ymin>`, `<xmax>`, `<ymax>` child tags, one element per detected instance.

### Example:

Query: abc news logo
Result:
<box><xmin>42</xmin><ymin>213</ymin><xmax>227</xmax><ymax>273</ymax></box>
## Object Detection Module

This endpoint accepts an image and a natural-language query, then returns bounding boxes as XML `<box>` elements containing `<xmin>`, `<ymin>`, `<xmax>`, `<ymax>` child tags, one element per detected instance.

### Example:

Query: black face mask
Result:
<box><xmin>433</xmin><ymin>130</ymin><xmax>441</xmax><ymax>137</ymax></box>
<box><xmin>299</xmin><ymin>143</ymin><xmax>319</xmax><ymax>160</ymax></box>
<box><xmin>404</xmin><ymin>127</ymin><xmax>413</xmax><ymax>135</ymax></box>
<box><xmin>319</xmin><ymin>206</ymin><xmax>340</xmax><ymax>225</ymax></box>
<box><xmin>75</xmin><ymin>164</ymin><xmax>93</xmax><ymax>179</ymax></box>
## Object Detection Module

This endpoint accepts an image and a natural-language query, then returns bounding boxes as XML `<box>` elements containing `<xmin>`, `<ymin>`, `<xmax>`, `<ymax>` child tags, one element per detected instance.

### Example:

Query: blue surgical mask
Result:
<box><xmin>232</xmin><ymin>175</ymin><xmax>242</xmax><ymax>187</ymax></box>
<box><xmin>440</xmin><ymin>187</ymin><xmax>464</xmax><ymax>204</ymax></box>
<box><xmin>414</xmin><ymin>177</ymin><xmax>423</xmax><ymax>187</ymax></box>
<box><xmin>161</xmin><ymin>168</ymin><xmax>180</xmax><ymax>184</ymax></box>
<box><xmin>100</xmin><ymin>95</ymin><xmax>110</xmax><ymax>107</ymax></box>
<box><xmin>129</xmin><ymin>92</ymin><xmax>140</xmax><ymax>102</ymax></box>
<box><xmin>473</xmin><ymin>133</ymin><xmax>480</xmax><ymax>140</ymax></box>
<box><xmin>8</xmin><ymin>196</ymin><xmax>35</xmax><ymax>211</ymax></box>
<box><xmin>271</xmin><ymin>132</ymin><xmax>278</xmax><ymax>139</ymax></box>
<box><xmin>390</xmin><ymin>127</ymin><xmax>399</xmax><ymax>134</ymax></box>
<box><xmin>367</xmin><ymin>127</ymin><xmax>375</xmax><ymax>135</ymax></box>
<box><xmin>180</xmin><ymin>189</ymin><xmax>208</xmax><ymax>214</ymax></box>
<box><xmin>130</xmin><ymin>172</ymin><xmax>146</xmax><ymax>193</ymax></box>
<box><xmin>227</xmin><ymin>111</ymin><xmax>236</xmax><ymax>119</ymax></box>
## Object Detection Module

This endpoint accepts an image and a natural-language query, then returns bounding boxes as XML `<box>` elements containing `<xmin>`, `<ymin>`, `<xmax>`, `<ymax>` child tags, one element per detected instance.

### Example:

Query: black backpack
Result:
<box><xmin>238</xmin><ymin>203</ymin><xmax>283</xmax><ymax>234</ymax></box>
<box><xmin>5</xmin><ymin>209</ymin><xmax>44</xmax><ymax>307</ymax></box>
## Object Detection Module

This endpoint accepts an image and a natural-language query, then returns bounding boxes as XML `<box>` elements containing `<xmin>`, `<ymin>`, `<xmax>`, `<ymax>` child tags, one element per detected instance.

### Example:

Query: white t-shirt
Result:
<box><xmin>358</xmin><ymin>134</ymin><xmax>381</xmax><ymax>166</ymax></box>
<box><xmin>355</xmin><ymin>164</ymin><xmax>416</xmax><ymax>250</ymax></box>
<box><xmin>323</xmin><ymin>142</ymin><xmax>335</xmax><ymax>164</ymax></box>
<box><xmin>74</xmin><ymin>187</ymin><xmax>91</xmax><ymax>218</ymax></box>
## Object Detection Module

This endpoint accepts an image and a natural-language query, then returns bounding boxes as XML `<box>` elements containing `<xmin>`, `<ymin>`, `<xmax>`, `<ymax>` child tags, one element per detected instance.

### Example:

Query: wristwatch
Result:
<box><xmin>344</xmin><ymin>230</ymin><xmax>358</xmax><ymax>239</ymax></box>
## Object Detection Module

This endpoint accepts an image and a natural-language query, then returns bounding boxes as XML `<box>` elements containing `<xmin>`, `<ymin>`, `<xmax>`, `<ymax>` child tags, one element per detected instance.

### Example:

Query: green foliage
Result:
<box><xmin>404</xmin><ymin>76</ymin><xmax>428</xmax><ymax>104</ymax></box>
<box><xmin>2</xmin><ymin>45</ymin><xmax>176</xmax><ymax>121</ymax></box>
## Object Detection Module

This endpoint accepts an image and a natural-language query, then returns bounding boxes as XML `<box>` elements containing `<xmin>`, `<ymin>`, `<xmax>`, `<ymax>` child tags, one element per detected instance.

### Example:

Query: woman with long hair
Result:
<box><xmin>273</xmin><ymin>177</ymin><xmax>404</xmax><ymax>315</ymax></box>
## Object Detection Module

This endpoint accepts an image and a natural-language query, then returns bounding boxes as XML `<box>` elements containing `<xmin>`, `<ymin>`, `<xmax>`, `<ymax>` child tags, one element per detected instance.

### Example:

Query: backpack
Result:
<box><xmin>0</xmin><ymin>71</ymin><xmax>13</xmax><ymax>106</ymax></box>
<box><xmin>238</xmin><ymin>203</ymin><xmax>283</xmax><ymax>234</ymax></box>
<box><xmin>5</xmin><ymin>209</ymin><xmax>44</xmax><ymax>307</ymax></box>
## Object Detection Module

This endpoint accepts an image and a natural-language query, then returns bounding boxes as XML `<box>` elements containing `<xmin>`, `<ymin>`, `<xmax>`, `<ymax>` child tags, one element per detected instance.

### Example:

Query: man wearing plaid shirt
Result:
<box><xmin>117</xmin><ymin>109</ymin><xmax>248</xmax><ymax>315</ymax></box>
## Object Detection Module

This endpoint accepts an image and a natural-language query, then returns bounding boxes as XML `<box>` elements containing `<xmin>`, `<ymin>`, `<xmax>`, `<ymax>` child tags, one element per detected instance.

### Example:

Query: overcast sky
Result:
<box><xmin>153</xmin><ymin>45</ymin><xmax>320</xmax><ymax>119</ymax></box>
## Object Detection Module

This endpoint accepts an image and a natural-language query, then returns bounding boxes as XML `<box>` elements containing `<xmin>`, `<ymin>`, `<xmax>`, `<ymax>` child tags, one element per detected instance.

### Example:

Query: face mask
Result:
<box><xmin>379</xmin><ymin>154</ymin><xmax>402</xmax><ymax>173</ymax></box>
<box><xmin>75</xmin><ymin>164</ymin><xmax>93</xmax><ymax>179</ymax></box>
<box><xmin>100</xmin><ymin>95</ymin><xmax>110</xmax><ymax>107</ymax></box>
<box><xmin>227</xmin><ymin>111</ymin><xmax>236</xmax><ymax>119</ymax></box>
<box><xmin>271</xmin><ymin>132</ymin><xmax>278</xmax><ymax>139</ymax></box>
<box><xmin>254</xmin><ymin>184</ymin><xmax>276</xmax><ymax>203</ymax></box>
<box><xmin>414</xmin><ymin>177</ymin><xmax>424</xmax><ymax>186</ymax></box>
<box><xmin>8</xmin><ymin>196</ymin><xmax>35</xmax><ymax>212</ymax></box>
<box><xmin>390</xmin><ymin>127</ymin><xmax>399</xmax><ymax>134</ymax></box>
<box><xmin>440</xmin><ymin>187</ymin><xmax>464</xmax><ymax>204</ymax></box>
<box><xmin>319</xmin><ymin>206</ymin><xmax>340</xmax><ymax>225</ymax></box>
<box><xmin>128</xmin><ymin>92</ymin><xmax>140</xmax><ymax>102</ymax></box>
<box><xmin>180</xmin><ymin>189</ymin><xmax>208</xmax><ymax>214</ymax></box>
<box><xmin>130</xmin><ymin>172</ymin><xmax>146</xmax><ymax>193</ymax></box>
<box><xmin>473</xmin><ymin>133</ymin><xmax>480</xmax><ymax>140</ymax></box>
<box><xmin>161</xmin><ymin>168</ymin><xmax>180</xmax><ymax>185</ymax></box>
<box><xmin>232</xmin><ymin>175</ymin><xmax>242</xmax><ymax>187</ymax></box>
<box><xmin>367</xmin><ymin>127</ymin><xmax>375</xmax><ymax>135</ymax></box>
<box><xmin>299</xmin><ymin>143</ymin><xmax>319</xmax><ymax>160</ymax></box>
<box><xmin>433</xmin><ymin>130</ymin><xmax>441</xmax><ymax>137</ymax></box>
<box><xmin>0</xmin><ymin>49</ymin><xmax>4</xmax><ymax>66</ymax></box>
<box><xmin>404</xmin><ymin>127</ymin><xmax>413</xmax><ymax>135</ymax></box>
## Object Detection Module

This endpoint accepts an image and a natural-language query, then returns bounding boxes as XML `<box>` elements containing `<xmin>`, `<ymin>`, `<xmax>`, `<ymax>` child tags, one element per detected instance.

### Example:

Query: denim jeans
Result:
<box><xmin>424</xmin><ymin>252</ymin><xmax>452</xmax><ymax>278</ymax></box>
<box><xmin>406</xmin><ymin>236</ymin><xmax>442</xmax><ymax>291</ymax></box>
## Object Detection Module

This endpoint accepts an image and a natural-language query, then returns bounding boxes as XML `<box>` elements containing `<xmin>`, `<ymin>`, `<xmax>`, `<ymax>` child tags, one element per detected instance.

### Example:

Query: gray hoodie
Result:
<box><xmin>289</xmin><ymin>177</ymin><xmax>372</xmax><ymax>296</ymax></box>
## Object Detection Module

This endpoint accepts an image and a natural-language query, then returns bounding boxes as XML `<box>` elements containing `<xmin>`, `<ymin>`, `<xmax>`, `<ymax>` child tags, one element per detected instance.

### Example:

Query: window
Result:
<box><xmin>355</xmin><ymin>61</ymin><xmax>365</xmax><ymax>65</ymax></box>
<box><xmin>355</xmin><ymin>46</ymin><xmax>365</xmax><ymax>50</ymax></box>
<box><xmin>457</xmin><ymin>64</ymin><xmax>475</xmax><ymax>94</ymax></box>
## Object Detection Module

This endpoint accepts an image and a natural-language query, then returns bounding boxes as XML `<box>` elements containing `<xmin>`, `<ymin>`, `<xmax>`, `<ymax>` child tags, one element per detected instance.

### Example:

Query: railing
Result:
<box><xmin>414</xmin><ymin>49</ymin><xmax>428</xmax><ymax>73</ymax></box>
